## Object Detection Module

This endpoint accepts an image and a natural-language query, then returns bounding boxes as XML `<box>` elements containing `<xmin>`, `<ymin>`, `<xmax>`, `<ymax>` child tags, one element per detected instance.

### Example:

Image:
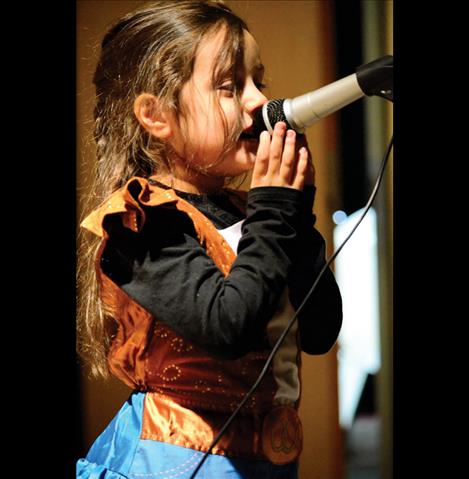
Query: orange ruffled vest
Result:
<box><xmin>81</xmin><ymin>177</ymin><xmax>303</xmax><ymax>463</ymax></box>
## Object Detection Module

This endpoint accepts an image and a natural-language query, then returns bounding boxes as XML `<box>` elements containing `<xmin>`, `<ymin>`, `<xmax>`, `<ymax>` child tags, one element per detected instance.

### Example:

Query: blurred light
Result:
<box><xmin>333</xmin><ymin>207</ymin><xmax>380</xmax><ymax>429</ymax></box>
<box><xmin>332</xmin><ymin>210</ymin><xmax>348</xmax><ymax>225</ymax></box>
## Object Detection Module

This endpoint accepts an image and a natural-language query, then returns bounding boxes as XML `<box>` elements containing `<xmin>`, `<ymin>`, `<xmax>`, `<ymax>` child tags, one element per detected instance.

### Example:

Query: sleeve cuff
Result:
<box><xmin>247</xmin><ymin>186</ymin><xmax>304</xmax><ymax>206</ymax></box>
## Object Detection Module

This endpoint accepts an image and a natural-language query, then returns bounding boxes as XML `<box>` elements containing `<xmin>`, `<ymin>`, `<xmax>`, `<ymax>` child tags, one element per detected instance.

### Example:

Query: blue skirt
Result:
<box><xmin>77</xmin><ymin>392</ymin><xmax>298</xmax><ymax>479</ymax></box>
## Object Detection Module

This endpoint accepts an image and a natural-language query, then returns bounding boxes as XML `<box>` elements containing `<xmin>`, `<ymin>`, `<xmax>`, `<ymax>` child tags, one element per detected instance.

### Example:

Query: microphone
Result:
<box><xmin>251</xmin><ymin>55</ymin><xmax>393</xmax><ymax>136</ymax></box>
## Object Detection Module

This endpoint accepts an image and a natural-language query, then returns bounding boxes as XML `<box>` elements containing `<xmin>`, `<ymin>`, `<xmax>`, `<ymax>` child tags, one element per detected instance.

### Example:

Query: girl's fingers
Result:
<box><xmin>267</xmin><ymin>122</ymin><xmax>286</xmax><ymax>175</ymax></box>
<box><xmin>279</xmin><ymin>129</ymin><xmax>297</xmax><ymax>184</ymax></box>
<box><xmin>296</xmin><ymin>134</ymin><xmax>315</xmax><ymax>185</ymax></box>
<box><xmin>291</xmin><ymin>146</ymin><xmax>309</xmax><ymax>190</ymax></box>
<box><xmin>251</xmin><ymin>122</ymin><xmax>311</xmax><ymax>191</ymax></box>
<box><xmin>252</xmin><ymin>131</ymin><xmax>271</xmax><ymax>186</ymax></box>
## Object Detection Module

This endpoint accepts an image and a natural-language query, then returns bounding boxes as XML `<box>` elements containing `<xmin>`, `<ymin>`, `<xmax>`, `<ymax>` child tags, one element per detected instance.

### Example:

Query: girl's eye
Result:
<box><xmin>218</xmin><ymin>83</ymin><xmax>235</xmax><ymax>94</ymax></box>
<box><xmin>217</xmin><ymin>80</ymin><xmax>266</xmax><ymax>96</ymax></box>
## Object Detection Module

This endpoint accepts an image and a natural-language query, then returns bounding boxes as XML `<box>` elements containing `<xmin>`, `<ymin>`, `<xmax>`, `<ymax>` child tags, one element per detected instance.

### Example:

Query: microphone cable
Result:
<box><xmin>189</xmin><ymin>135</ymin><xmax>394</xmax><ymax>479</ymax></box>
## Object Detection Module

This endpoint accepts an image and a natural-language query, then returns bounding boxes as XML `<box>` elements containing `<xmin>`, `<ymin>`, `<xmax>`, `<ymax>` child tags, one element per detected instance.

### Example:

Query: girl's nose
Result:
<box><xmin>243</xmin><ymin>80</ymin><xmax>268</xmax><ymax>115</ymax></box>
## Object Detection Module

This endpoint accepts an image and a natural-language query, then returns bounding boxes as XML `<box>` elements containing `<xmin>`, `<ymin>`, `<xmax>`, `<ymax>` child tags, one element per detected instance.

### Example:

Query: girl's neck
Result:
<box><xmin>152</xmin><ymin>172</ymin><xmax>225</xmax><ymax>196</ymax></box>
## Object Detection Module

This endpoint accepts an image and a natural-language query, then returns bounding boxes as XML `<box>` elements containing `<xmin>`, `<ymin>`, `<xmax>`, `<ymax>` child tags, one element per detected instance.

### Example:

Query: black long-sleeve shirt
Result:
<box><xmin>101</xmin><ymin>181</ymin><xmax>342</xmax><ymax>359</ymax></box>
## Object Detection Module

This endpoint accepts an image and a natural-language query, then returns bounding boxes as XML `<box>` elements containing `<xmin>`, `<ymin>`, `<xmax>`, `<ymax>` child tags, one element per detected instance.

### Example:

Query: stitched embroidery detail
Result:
<box><xmin>130</xmin><ymin>451</ymin><xmax>201</xmax><ymax>478</ymax></box>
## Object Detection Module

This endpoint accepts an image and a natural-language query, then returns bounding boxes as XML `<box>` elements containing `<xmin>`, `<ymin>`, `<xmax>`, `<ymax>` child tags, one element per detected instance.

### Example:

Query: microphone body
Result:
<box><xmin>252</xmin><ymin>55</ymin><xmax>393</xmax><ymax>136</ymax></box>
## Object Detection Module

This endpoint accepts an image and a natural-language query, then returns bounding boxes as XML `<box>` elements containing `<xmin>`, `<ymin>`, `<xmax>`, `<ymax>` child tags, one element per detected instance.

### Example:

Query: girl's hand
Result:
<box><xmin>296</xmin><ymin>132</ymin><xmax>315</xmax><ymax>186</ymax></box>
<box><xmin>251</xmin><ymin>122</ymin><xmax>313</xmax><ymax>190</ymax></box>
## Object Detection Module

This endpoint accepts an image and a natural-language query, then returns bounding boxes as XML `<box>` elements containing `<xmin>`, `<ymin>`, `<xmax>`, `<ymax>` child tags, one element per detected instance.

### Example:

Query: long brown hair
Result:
<box><xmin>77</xmin><ymin>0</ymin><xmax>249</xmax><ymax>378</ymax></box>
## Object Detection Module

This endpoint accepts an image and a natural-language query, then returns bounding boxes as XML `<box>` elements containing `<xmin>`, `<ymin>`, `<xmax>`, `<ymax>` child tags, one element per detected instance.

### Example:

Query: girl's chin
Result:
<box><xmin>238</xmin><ymin>139</ymin><xmax>259</xmax><ymax>151</ymax></box>
<box><xmin>210</xmin><ymin>156</ymin><xmax>255</xmax><ymax>178</ymax></box>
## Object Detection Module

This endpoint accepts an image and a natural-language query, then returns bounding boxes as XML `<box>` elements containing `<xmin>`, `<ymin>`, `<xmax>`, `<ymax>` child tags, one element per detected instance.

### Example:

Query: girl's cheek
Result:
<box><xmin>219</xmin><ymin>99</ymin><xmax>237</xmax><ymax>117</ymax></box>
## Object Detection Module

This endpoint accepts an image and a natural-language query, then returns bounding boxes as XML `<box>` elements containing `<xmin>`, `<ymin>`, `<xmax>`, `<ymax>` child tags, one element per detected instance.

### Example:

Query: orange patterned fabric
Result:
<box><xmin>81</xmin><ymin>177</ymin><xmax>302</xmax><ymax>462</ymax></box>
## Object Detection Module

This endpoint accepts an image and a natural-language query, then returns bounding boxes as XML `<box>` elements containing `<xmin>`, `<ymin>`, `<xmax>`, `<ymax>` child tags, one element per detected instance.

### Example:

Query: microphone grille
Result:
<box><xmin>251</xmin><ymin>99</ymin><xmax>288</xmax><ymax>137</ymax></box>
<box><xmin>266</xmin><ymin>99</ymin><xmax>288</xmax><ymax>125</ymax></box>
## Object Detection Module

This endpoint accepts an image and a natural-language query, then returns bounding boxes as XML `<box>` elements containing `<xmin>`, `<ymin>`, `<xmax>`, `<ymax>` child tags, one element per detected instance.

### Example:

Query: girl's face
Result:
<box><xmin>170</xmin><ymin>27</ymin><xmax>268</xmax><ymax>183</ymax></box>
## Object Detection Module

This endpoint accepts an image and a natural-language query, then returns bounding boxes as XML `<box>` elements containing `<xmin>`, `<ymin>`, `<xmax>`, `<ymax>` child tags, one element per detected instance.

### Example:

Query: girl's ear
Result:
<box><xmin>133</xmin><ymin>93</ymin><xmax>173</xmax><ymax>140</ymax></box>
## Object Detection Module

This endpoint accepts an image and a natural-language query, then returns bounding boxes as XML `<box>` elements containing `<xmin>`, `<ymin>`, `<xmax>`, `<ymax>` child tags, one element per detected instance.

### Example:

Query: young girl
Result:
<box><xmin>77</xmin><ymin>1</ymin><xmax>342</xmax><ymax>478</ymax></box>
